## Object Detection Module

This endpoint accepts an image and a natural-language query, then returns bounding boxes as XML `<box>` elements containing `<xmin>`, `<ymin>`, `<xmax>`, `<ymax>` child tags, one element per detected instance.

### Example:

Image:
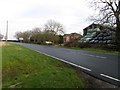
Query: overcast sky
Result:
<box><xmin>0</xmin><ymin>0</ymin><xmax>94</xmax><ymax>40</ymax></box>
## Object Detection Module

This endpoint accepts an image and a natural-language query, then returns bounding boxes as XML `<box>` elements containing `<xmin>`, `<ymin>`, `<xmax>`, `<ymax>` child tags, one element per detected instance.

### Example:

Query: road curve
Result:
<box><xmin>15</xmin><ymin>42</ymin><xmax>120</xmax><ymax>86</ymax></box>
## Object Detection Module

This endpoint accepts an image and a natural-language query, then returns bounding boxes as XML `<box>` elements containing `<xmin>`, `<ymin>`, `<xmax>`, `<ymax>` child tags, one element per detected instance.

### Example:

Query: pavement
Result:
<box><xmin>15</xmin><ymin>42</ymin><xmax>120</xmax><ymax>86</ymax></box>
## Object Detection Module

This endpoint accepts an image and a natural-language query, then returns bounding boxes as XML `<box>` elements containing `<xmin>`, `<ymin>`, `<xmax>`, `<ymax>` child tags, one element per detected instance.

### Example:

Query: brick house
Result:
<box><xmin>63</xmin><ymin>33</ymin><xmax>82</xmax><ymax>43</ymax></box>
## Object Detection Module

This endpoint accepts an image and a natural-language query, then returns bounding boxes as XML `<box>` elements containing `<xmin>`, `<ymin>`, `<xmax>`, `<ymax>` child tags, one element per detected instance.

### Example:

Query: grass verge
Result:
<box><xmin>2</xmin><ymin>43</ymin><xmax>84</xmax><ymax>88</ymax></box>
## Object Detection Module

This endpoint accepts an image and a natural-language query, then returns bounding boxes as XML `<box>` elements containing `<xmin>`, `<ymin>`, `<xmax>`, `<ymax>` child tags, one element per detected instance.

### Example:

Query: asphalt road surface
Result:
<box><xmin>15</xmin><ymin>43</ymin><xmax>120</xmax><ymax>86</ymax></box>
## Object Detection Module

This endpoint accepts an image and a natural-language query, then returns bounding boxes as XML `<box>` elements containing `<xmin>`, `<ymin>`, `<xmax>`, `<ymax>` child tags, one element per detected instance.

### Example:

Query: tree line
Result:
<box><xmin>15</xmin><ymin>20</ymin><xmax>64</xmax><ymax>45</ymax></box>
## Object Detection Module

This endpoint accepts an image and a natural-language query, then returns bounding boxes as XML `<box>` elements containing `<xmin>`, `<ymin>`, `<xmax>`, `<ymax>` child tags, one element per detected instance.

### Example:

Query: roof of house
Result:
<box><xmin>71</xmin><ymin>33</ymin><xmax>79</xmax><ymax>35</ymax></box>
<box><xmin>64</xmin><ymin>33</ymin><xmax>81</xmax><ymax>36</ymax></box>
<box><xmin>64</xmin><ymin>34</ymin><xmax>70</xmax><ymax>36</ymax></box>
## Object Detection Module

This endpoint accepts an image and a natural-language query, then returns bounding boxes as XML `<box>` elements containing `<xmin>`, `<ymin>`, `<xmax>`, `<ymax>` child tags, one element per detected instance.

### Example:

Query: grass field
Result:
<box><xmin>2</xmin><ymin>43</ymin><xmax>84</xmax><ymax>88</ymax></box>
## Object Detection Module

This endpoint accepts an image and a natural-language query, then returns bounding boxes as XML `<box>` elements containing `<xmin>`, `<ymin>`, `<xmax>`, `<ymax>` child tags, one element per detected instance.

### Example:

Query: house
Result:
<box><xmin>63</xmin><ymin>33</ymin><xmax>82</xmax><ymax>43</ymax></box>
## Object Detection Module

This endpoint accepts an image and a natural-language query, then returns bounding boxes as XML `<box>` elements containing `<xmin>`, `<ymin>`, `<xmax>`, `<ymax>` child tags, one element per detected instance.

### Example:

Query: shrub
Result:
<box><xmin>78</xmin><ymin>43</ymin><xmax>91</xmax><ymax>48</ymax></box>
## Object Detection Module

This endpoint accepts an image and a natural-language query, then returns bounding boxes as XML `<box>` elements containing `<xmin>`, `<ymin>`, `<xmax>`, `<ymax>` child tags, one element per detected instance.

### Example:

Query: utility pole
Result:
<box><xmin>5</xmin><ymin>20</ymin><xmax>8</xmax><ymax>42</ymax></box>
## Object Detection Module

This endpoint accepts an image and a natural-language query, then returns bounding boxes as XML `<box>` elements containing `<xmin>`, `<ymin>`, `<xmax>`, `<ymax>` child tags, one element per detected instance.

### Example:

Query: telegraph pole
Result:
<box><xmin>5</xmin><ymin>20</ymin><xmax>8</xmax><ymax>42</ymax></box>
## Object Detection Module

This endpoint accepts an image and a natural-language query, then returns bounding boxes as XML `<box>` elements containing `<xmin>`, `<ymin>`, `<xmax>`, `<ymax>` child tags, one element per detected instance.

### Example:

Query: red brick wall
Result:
<box><xmin>64</xmin><ymin>33</ymin><xmax>81</xmax><ymax>43</ymax></box>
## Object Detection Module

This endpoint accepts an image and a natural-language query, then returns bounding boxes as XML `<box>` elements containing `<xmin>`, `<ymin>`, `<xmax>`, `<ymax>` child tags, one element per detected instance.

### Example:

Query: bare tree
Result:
<box><xmin>15</xmin><ymin>20</ymin><xmax>64</xmax><ymax>44</ymax></box>
<box><xmin>30</xmin><ymin>28</ymin><xmax>42</xmax><ymax>43</ymax></box>
<box><xmin>43</xmin><ymin>30</ymin><xmax>59</xmax><ymax>44</ymax></box>
<box><xmin>43</xmin><ymin>20</ymin><xmax>65</xmax><ymax>44</ymax></box>
<box><xmin>44</xmin><ymin>20</ymin><xmax>64</xmax><ymax>35</ymax></box>
<box><xmin>15</xmin><ymin>31</ymin><xmax>31</xmax><ymax>42</ymax></box>
<box><xmin>90</xmin><ymin>0</ymin><xmax>120</xmax><ymax>50</ymax></box>
<box><xmin>15</xmin><ymin>32</ymin><xmax>23</xmax><ymax>41</ymax></box>
<box><xmin>22</xmin><ymin>31</ymin><xmax>32</xmax><ymax>43</ymax></box>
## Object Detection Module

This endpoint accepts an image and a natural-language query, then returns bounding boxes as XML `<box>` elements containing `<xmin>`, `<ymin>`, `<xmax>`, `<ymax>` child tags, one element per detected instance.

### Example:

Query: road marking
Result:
<box><xmin>79</xmin><ymin>53</ymin><xmax>107</xmax><ymax>59</ymax></box>
<box><xmin>100</xmin><ymin>74</ymin><xmax>120</xmax><ymax>82</ymax></box>
<box><xmin>87</xmin><ymin>54</ymin><xmax>94</xmax><ymax>57</ymax></box>
<box><xmin>22</xmin><ymin>45</ymin><xmax>92</xmax><ymax>72</ymax></box>
<box><xmin>17</xmin><ymin>44</ymin><xmax>92</xmax><ymax>72</ymax></box>
<box><xmin>39</xmin><ymin>51</ymin><xmax>92</xmax><ymax>72</ymax></box>
<box><xmin>95</xmin><ymin>56</ymin><xmax>107</xmax><ymax>59</ymax></box>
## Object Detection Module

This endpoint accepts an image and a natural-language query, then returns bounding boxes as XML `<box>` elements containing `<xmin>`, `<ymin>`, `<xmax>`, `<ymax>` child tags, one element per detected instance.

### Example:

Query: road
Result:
<box><xmin>16</xmin><ymin>43</ymin><xmax>119</xmax><ymax>86</ymax></box>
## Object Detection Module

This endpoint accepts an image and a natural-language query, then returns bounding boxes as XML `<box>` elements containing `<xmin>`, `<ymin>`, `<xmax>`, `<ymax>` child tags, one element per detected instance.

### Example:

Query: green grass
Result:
<box><xmin>2</xmin><ymin>43</ymin><xmax>84</xmax><ymax>88</ymax></box>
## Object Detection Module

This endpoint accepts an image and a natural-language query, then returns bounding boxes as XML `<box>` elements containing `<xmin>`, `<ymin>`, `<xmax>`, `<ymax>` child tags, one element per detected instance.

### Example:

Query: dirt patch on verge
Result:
<box><xmin>0</xmin><ymin>42</ymin><xmax>7</xmax><ymax>46</ymax></box>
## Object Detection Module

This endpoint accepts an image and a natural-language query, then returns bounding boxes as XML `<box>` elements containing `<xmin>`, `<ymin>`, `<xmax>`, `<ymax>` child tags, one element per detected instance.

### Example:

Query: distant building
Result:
<box><xmin>79</xmin><ymin>23</ymin><xmax>116</xmax><ymax>48</ymax></box>
<box><xmin>83</xmin><ymin>23</ymin><xmax>115</xmax><ymax>36</ymax></box>
<box><xmin>63</xmin><ymin>33</ymin><xmax>82</xmax><ymax>43</ymax></box>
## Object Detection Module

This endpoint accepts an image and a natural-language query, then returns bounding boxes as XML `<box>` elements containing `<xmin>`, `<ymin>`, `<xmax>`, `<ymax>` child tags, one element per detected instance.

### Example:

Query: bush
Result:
<box><xmin>64</xmin><ymin>41</ymin><xmax>79</xmax><ymax>47</ymax></box>
<box><xmin>78</xmin><ymin>43</ymin><xmax>91</xmax><ymax>48</ymax></box>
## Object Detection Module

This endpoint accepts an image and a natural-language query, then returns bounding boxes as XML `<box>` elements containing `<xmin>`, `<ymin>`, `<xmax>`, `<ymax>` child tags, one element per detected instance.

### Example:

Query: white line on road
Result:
<box><xmin>95</xmin><ymin>56</ymin><xmax>107</xmax><ymax>59</ymax></box>
<box><xmin>18</xmin><ymin>45</ymin><xmax>92</xmax><ymax>72</ymax></box>
<box><xmin>80</xmin><ymin>53</ymin><xmax>107</xmax><ymax>59</ymax></box>
<box><xmin>39</xmin><ymin>51</ymin><xmax>92</xmax><ymax>72</ymax></box>
<box><xmin>17</xmin><ymin>44</ymin><xmax>120</xmax><ymax>84</ymax></box>
<box><xmin>100</xmin><ymin>73</ymin><xmax>120</xmax><ymax>82</ymax></box>
<box><xmin>26</xmin><ymin>47</ymin><xmax>92</xmax><ymax>72</ymax></box>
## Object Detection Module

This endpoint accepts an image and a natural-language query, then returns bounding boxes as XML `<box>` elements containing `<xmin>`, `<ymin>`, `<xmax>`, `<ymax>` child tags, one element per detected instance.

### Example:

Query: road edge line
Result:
<box><xmin>35</xmin><ymin>50</ymin><xmax>92</xmax><ymax>72</ymax></box>
<box><xmin>20</xmin><ymin>44</ymin><xmax>92</xmax><ymax>72</ymax></box>
<box><xmin>100</xmin><ymin>73</ymin><xmax>120</xmax><ymax>82</ymax></box>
